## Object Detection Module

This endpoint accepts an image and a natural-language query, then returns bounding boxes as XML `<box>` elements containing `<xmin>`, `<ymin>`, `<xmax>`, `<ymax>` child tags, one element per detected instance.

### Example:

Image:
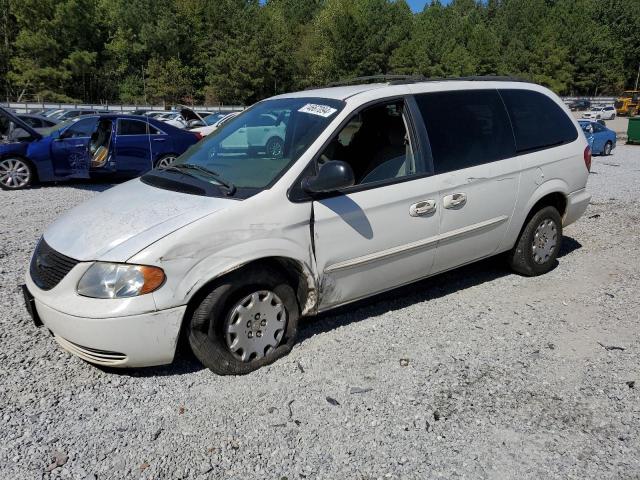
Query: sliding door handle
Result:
<box><xmin>443</xmin><ymin>193</ymin><xmax>467</xmax><ymax>209</ymax></box>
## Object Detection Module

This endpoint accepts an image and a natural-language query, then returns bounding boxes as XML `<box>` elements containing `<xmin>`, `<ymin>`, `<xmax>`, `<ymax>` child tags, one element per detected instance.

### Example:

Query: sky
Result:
<box><xmin>407</xmin><ymin>0</ymin><xmax>453</xmax><ymax>12</ymax></box>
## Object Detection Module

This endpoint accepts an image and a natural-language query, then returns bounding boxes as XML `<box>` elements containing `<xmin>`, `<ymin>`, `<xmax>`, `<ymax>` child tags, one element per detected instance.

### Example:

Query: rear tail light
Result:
<box><xmin>584</xmin><ymin>145</ymin><xmax>592</xmax><ymax>172</ymax></box>
<box><xmin>193</xmin><ymin>132</ymin><xmax>203</xmax><ymax>141</ymax></box>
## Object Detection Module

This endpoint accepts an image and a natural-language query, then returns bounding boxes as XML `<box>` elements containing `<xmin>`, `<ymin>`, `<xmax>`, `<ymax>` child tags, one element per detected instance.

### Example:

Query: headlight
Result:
<box><xmin>77</xmin><ymin>262</ymin><xmax>165</xmax><ymax>299</ymax></box>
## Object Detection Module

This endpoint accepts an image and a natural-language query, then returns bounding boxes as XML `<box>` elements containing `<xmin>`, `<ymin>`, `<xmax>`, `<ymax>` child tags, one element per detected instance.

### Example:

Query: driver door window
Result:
<box><xmin>317</xmin><ymin>100</ymin><xmax>416</xmax><ymax>186</ymax></box>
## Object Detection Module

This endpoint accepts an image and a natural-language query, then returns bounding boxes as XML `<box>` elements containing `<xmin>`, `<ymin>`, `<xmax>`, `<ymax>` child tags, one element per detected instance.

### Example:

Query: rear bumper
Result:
<box><xmin>564</xmin><ymin>188</ymin><xmax>591</xmax><ymax>227</ymax></box>
<box><xmin>33</xmin><ymin>298</ymin><xmax>186</xmax><ymax>368</ymax></box>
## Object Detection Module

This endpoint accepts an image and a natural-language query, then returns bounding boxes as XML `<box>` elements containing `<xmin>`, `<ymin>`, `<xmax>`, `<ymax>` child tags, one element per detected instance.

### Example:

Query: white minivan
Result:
<box><xmin>23</xmin><ymin>77</ymin><xmax>592</xmax><ymax>375</ymax></box>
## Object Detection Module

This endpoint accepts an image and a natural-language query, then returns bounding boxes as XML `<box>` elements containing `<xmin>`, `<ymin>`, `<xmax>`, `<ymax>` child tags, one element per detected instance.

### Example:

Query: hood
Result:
<box><xmin>43</xmin><ymin>178</ymin><xmax>237</xmax><ymax>262</ymax></box>
<box><xmin>0</xmin><ymin>106</ymin><xmax>42</xmax><ymax>141</ymax></box>
<box><xmin>178</xmin><ymin>106</ymin><xmax>205</xmax><ymax>123</ymax></box>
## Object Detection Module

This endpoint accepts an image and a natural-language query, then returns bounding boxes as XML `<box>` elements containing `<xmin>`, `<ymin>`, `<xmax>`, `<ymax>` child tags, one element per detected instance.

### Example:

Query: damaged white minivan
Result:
<box><xmin>23</xmin><ymin>77</ymin><xmax>592</xmax><ymax>375</ymax></box>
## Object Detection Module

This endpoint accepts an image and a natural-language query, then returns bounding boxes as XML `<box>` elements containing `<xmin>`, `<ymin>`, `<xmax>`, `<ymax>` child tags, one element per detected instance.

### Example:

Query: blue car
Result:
<box><xmin>579</xmin><ymin>120</ymin><xmax>616</xmax><ymax>156</ymax></box>
<box><xmin>0</xmin><ymin>107</ymin><xmax>201</xmax><ymax>190</ymax></box>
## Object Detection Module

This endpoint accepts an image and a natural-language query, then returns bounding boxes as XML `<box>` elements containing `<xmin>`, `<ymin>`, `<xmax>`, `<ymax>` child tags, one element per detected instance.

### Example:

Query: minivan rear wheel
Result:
<box><xmin>508</xmin><ymin>206</ymin><xmax>562</xmax><ymax>276</ymax></box>
<box><xmin>187</xmin><ymin>267</ymin><xmax>299</xmax><ymax>375</ymax></box>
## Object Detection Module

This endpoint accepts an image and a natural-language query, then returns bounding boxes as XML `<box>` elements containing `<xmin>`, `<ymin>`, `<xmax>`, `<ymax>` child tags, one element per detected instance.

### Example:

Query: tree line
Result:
<box><xmin>1</xmin><ymin>0</ymin><xmax>639</xmax><ymax>106</ymax></box>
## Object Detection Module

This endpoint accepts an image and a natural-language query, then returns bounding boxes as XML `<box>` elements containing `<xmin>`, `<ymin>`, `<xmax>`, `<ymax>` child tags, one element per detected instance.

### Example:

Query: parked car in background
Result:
<box><xmin>579</xmin><ymin>120</ymin><xmax>616</xmax><ymax>155</ymax></box>
<box><xmin>161</xmin><ymin>107</ymin><xmax>212</xmax><ymax>129</ymax></box>
<box><xmin>190</xmin><ymin>112</ymin><xmax>241</xmax><ymax>137</ymax></box>
<box><xmin>188</xmin><ymin>111</ymin><xmax>240</xmax><ymax>130</ymax></box>
<box><xmin>17</xmin><ymin>114</ymin><xmax>59</xmax><ymax>130</ymax></box>
<box><xmin>581</xmin><ymin>105</ymin><xmax>616</xmax><ymax>120</ymax></box>
<box><xmin>43</xmin><ymin>109</ymin><xmax>66</xmax><ymax>118</ymax></box>
<box><xmin>54</xmin><ymin>109</ymin><xmax>106</xmax><ymax>121</ymax></box>
<box><xmin>568</xmin><ymin>99</ymin><xmax>591</xmax><ymax>111</ymax></box>
<box><xmin>0</xmin><ymin>107</ymin><xmax>201</xmax><ymax>189</ymax></box>
<box><xmin>22</xmin><ymin>78</ymin><xmax>591</xmax><ymax>374</ymax></box>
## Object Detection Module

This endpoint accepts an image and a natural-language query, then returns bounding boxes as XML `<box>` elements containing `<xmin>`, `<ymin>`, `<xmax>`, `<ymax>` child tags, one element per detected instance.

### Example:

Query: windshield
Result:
<box><xmin>169</xmin><ymin>97</ymin><xmax>344</xmax><ymax>190</ymax></box>
<box><xmin>38</xmin><ymin>118</ymin><xmax>78</xmax><ymax>137</ymax></box>
<box><xmin>203</xmin><ymin>113</ymin><xmax>227</xmax><ymax>125</ymax></box>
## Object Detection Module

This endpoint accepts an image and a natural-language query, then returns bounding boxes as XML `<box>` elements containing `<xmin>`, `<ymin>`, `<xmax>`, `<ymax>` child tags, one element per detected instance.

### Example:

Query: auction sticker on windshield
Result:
<box><xmin>298</xmin><ymin>104</ymin><xmax>338</xmax><ymax>118</ymax></box>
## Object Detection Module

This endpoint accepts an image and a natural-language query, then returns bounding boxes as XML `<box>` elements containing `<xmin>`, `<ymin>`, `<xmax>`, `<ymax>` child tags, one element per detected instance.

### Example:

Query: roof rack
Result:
<box><xmin>326</xmin><ymin>75</ymin><xmax>426</xmax><ymax>87</ymax></box>
<box><xmin>325</xmin><ymin>74</ymin><xmax>531</xmax><ymax>88</ymax></box>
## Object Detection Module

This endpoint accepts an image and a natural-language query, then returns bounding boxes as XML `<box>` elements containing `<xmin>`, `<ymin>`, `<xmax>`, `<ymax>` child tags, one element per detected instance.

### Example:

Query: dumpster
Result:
<box><xmin>628</xmin><ymin>117</ymin><xmax>640</xmax><ymax>144</ymax></box>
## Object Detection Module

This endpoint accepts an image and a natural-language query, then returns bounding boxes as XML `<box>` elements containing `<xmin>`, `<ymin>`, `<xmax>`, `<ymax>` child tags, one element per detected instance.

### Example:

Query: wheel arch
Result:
<box><xmin>176</xmin><ymin>255</ymin><xmax>317</xmax><ymax>348</ymax></box>
<box><xmin>512</xmin><ymin>186</ymin><xmax>568</xmax><ymax>250</ymax></box>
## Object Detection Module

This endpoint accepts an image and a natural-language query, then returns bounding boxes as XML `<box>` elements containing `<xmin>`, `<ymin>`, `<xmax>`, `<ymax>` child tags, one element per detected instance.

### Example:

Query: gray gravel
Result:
<box><xmin>1</xmin><ymin>147</ymin><xmax>639</xmax><ymax>479</ymax></box>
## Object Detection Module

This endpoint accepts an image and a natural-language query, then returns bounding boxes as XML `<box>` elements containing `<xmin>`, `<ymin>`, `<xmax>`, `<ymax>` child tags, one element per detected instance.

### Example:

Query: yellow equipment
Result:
<box><xmin>615</xmin><ymin>90</ymin><xmax>640</xmax><ymax>116</ymax></box>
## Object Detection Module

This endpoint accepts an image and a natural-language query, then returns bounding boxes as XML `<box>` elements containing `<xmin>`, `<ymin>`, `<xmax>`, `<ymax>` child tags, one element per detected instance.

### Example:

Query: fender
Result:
<box><xmin>144</xmin><ymin>236</ymin><xmax>318</xmax><ymax>314</ymax></box>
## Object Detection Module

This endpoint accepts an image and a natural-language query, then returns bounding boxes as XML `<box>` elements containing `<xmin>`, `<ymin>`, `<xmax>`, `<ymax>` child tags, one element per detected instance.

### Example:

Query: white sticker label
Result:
<box><xmin>298</xmin><ymin>103</ymin><xmax>338</xmax><ymax>118</ymax></box>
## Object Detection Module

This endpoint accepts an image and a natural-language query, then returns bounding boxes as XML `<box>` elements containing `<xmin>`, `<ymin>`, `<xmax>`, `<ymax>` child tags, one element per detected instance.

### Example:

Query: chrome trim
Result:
<box><xmin>324</xmin><ymin>215</ymin><xmax>509</xmax><ymax>273</ymax></box>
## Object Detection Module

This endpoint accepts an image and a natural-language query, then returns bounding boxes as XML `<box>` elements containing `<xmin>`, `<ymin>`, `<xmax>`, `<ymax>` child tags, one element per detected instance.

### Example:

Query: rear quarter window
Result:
<box><xmin>415</xmin><ymin>89</ymin><xmax>516</xmax><ymax>174</ymax></box>
<box><xmin>499</xmin><ymin>89</ymin><xmax>578</xmax><ymax>153</ymax></box>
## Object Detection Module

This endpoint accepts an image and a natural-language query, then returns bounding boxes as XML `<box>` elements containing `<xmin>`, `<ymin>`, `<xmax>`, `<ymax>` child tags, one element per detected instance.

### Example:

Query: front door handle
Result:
<box><xmin>409</xmin><ymin>199</ymin><xmax>437</xmax><ymax>217</ymax></box>
<box><xmin>153</xmin><ymin>137</ymin><xmax>166</xmax><ymax>142</ymax></box>
<box><xmin>443</xmin><ymin>193</ymin><xmax>467</xmax><ymax>209</ymax></box>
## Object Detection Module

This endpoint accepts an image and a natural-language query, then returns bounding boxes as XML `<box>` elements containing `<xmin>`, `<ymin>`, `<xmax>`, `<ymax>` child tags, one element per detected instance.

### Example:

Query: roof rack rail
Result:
<box><xmin>327</xmin><ymin>75</ymin><xmax>427</xmax><ymax>87</ymax></box>
<box><xmin>325</xmin><ymin>74</ymin><xmax>531</xmax><ymax>88</ymax></box>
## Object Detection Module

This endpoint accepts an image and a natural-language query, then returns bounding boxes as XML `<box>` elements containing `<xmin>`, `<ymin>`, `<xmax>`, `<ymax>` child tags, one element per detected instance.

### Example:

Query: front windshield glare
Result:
<box><xmin>173</xmin><ymin>97</ymin><xmax>344</xmax><ymax>189</ymax></box>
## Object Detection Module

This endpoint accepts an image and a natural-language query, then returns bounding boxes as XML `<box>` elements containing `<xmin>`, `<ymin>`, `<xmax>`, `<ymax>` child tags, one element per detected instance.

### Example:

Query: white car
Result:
<box><xmin>23</xmin><ymin>78</ymin><xmax>591</xmax><ymax>375</ymax></box>
<box><xmin>582</xmin><ymin>105</ymin><xmax>616</xmax><ymax>120</ymax></box>
<box><xmin>190</xmin><ymin>111</ymin><xmax>240</xmax><ymax>137</ymax></box>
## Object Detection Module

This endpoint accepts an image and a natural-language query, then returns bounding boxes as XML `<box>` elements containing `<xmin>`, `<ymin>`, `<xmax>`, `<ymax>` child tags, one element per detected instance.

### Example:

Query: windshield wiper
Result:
<box><xmin>162</xmin><ymin>163</ymin><xmax>237</xmax><ymax>195</ymax></box>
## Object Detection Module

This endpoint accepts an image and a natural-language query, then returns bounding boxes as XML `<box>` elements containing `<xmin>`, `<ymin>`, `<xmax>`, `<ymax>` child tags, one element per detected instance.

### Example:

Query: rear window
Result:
<box><xmin>118</xmin><ymin>119</ymin><xmax>158</xmax><ymax>135</ymax></box>
<box><xmin>415</xmin><ymin>89</ymin><xmax>516</xmax><ymax>174</ymax></box>
<box><xmin>499</xmin><ymin>89</ymin><xmax>578</xmax><ymax>153</ymax></box>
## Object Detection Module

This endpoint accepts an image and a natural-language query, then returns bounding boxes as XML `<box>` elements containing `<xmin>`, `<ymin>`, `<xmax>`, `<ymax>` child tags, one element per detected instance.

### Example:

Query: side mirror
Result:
<box><xmin>302</xmin><ymin>160</ymin><xmax>355</xmax><ymax>194</ymax></box>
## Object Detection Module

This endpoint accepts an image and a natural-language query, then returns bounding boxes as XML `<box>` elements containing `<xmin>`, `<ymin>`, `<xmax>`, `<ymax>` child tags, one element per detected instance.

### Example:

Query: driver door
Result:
<box><xmin>311</xmin><ymin>98</ymin><xmax>442</xmax><ymax>309</ymax></box>
<box><xmin>49</xmin><ymin>117</ymin><xmax>98</xmax><ymax>178</ymax></box>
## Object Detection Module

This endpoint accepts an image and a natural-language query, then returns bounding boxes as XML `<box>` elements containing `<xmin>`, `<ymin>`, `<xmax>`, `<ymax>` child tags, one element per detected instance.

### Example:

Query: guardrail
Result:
<box><xmin>1</xmin><ymin>102</ymin><xmax>245</xmax><ymax>114</ymax></box>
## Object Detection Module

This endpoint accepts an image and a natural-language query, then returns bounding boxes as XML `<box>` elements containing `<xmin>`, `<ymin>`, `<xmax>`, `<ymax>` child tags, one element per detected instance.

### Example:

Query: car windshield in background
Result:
<box><xmin>38</xmin><ymin>118</ymin><xmax>80</xmax><ymax>137</ymax></box>
<box><xmin>165</xmin><ymin>97</ymin><xmax>344</xmax><ymax>191</ymax></box>
<box><xmin>203</xmin><ymin>113</ymin><xmax>227</xmax><ymax>125</ymax></box>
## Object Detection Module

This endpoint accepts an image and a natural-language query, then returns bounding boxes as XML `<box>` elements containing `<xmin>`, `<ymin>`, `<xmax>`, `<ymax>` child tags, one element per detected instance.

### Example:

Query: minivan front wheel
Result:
<box><xmin>508</xmin><ymin>206</ymin><xmax>562</xmax><ymax>276</ymax></box>
<box><xmin>188</xmin><ymin>267</ymin><xmax>299</xmax><ymax>375</ymax></box>
<box><xmin>603</xmin><ymin>141</ymin><xmax>613</xmax><ymax>156</ymax></box>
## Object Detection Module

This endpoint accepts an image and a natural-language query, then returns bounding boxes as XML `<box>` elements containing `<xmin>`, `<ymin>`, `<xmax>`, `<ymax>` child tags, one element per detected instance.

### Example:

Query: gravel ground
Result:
<box><xmin>1</xmin><ymin>146</ymin><xmax>639</xmax><ymax>480</ymax></box>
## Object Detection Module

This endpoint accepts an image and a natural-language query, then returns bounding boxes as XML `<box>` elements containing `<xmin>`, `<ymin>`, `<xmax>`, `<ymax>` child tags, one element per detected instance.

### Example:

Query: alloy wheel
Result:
<box><xmin>0</xmin><ymin>158</ymin><xmax>31</xmax><ymax>189</ymax></box>
<box><xmin>157</xmin><ymin>156</ymin><xmax>176</xmax><ymax>169</ymax></box>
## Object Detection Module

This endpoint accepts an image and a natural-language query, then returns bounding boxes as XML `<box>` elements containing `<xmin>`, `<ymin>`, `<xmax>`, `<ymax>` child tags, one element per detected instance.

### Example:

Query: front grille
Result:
<box><xmin>30</xmin><ymin>239</ymin><xmax>79</xmax><ymax>290</ymax></box>
<box><xmin>54</xmin><ymin>335</ymin><xmax>128</xmax><ymax>366</ymax></box>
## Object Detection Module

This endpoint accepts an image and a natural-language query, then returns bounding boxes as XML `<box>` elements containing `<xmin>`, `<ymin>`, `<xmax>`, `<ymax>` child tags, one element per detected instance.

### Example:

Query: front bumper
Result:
<box><xmin>24</xmin><ymin>261</ymin><xmax>187</xmax><ymax>368</ymax></box>
<box><xmin>31</xmin><ymin>297</ymin><xmax>186</xmax><ymax>368</ymax></box>
<box><xmin>564</xmin><ymin>188</ymin><xmax>591</xmax><ymax>227</ymax></box>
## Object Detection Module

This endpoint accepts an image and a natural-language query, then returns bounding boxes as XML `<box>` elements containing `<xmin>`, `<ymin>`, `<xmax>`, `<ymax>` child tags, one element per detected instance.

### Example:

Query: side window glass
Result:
<box><xmin>64</xmin><ymin>117</ymin><xmax>98</xmax><ymax>138</ymax></box>
<box><xmin>500</xmin><ymin>89</ymin><xmax>578</xmax><ymax>153</ymax></box>
<box><xmin>148</xmin><ymin>124</ymin><xmax>161</xmax><ymax>135</ymax></box>
<box><xmin>118</xmin><ymin>119</ymin><xmax>149</xmax><ymax>135</ymax></box>
<box><xmin>415</xmin><ymin>90</ymin><xmax>515</xmax><ymax>174</ymax></box>
<box><xmin>317</xmin><ymin>100</ymin><xmax>416</xmax><ymax>185</ymax></box>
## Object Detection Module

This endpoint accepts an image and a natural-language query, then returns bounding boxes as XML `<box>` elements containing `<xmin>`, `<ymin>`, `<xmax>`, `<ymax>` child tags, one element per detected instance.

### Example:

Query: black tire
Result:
<box><xmin>508</xmin><ymin>206</ymin><xmax>563</xmax><ymax>277</ymax></box>
<box><xmin>265</xmin><ymin>137</ymin><xmax>284</xmax><ymax>158</ymax></box>
<box><xmin>0</xmin><ymin>157</ymin><xmax>34</xmax><ymax>190</ymax></box>
<box><xmin>188</xmin><ymin>267</ymin><xmax>299</xmax><ymax>375</ymax></box>
<box><xmin>603</xmin><ymin>141</ymin><xmax>613</xmax><ymax>156</ymax></box>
